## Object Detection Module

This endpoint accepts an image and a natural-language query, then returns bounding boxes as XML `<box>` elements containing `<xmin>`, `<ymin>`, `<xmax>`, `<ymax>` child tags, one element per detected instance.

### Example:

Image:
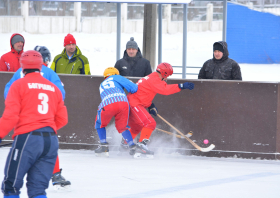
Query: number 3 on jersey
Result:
<box><xmin>38</xmin><ymin>93</ymin><xmax>49</xmax><ymax>114</ymax></box>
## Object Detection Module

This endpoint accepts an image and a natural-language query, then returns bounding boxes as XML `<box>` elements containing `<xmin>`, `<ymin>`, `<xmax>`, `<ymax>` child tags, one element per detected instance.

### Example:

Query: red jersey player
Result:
<box><xmin>0</xmin><ymin>50</ymin><xmax>68</xmax><ymax>198</ymax></box>
<box><xmin>126</xmin><ymin>62</ymin><xmax>194</xmax><ymax>158</ymax></box>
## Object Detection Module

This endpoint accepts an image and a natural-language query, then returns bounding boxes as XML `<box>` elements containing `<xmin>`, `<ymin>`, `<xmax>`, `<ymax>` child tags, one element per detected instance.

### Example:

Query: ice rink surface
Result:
<box><xmin>1</xmin><ymin>148</ymin><xmax>280</xmax><ymax>198</ymax></box>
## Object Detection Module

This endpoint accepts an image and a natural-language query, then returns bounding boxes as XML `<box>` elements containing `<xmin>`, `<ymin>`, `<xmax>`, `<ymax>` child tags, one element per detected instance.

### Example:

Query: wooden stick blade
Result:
<box><xmin>157</xmin><ymin>114</ymin><xmax>215</xmax><ymax>153</ymax></box>
<box><xmin>200</xmin><ymin>144</ymin><xmax>215</xmax><ymax>152</ymax></box>
<box><xmin>156</xmin><ymin>128</ymin><xmax>187</xmax><ymax>139</ymax></box>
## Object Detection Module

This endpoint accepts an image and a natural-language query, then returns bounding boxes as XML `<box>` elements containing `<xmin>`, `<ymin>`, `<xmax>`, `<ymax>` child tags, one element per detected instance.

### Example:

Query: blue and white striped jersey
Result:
<box><xmin>98</xmin><ymin>75</ymin><xmax>138</xmax><ymax>110</ymax></box>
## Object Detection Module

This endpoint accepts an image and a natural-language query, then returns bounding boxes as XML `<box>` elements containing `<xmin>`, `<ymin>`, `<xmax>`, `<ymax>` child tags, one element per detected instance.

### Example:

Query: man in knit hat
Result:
<box><xmin>114</xmin><ymin>37</ymin><xmax>152</xmax><ymax>77</ymax></box>
<box><xmin>50</xmin><ymin>33</ymin><xmax>91</xmax><ymax>75</ymax></box>
<box><xmin>114</xmin><ymin>37</ymin><xmax>152</xmax><ymax>153</ymax></box>
<box><xmin>0</xmin><ymin>33</ymin><xmax>25</xmax><ymax>72</ymax></box>
<box><xmin>198</xmin><ymin>41</ymin><xmax>242</xmax><ymax>80</ymax></box>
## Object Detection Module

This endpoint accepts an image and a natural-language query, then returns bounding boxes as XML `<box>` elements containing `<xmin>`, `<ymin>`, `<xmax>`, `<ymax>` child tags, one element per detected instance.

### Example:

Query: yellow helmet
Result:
<box><xmin>103</xmin><ymin>67</ymin><xmax>120</xmax><ymax>78</ymax></box>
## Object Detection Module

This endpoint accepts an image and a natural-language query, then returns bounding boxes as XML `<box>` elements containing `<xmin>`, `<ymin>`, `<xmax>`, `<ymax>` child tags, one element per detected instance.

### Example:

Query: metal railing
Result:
<box><xmin>172</xmin><ymin>66</ymin><xmax>201</xmax><ymax>76</ymax></box>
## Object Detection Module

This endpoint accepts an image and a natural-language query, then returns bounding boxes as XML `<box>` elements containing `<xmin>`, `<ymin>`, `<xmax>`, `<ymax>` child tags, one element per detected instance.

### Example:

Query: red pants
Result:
<box><xmin>95</xmin><ymin>102</ymin><xmax>130</xmax><ymax>133</ymax></box>
<box><xmin>53</xmin><ymin>156</ymin><xmax>60</xmax><ymax>174</ymax></box>
<box><xmin>128</xmin><ymin>105</ymin><xmax>156</xmax><ymax>140</ymax></box>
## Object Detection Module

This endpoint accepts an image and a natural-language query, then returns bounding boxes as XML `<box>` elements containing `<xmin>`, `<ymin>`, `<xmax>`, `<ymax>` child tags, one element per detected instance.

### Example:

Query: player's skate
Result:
<box><xmin>117</xmin><ymin>138</ymin><xmax>129</xmax><ymax>155</ymax></box>
<box><xmin>95</xmin><ymin>142</ymin><xmax>109</xmax><ymax>157</ymax></box>
<box><xmin>134</xmin><ymin>139</ymin><xmax>154</xmax><ymax>159</ymax></box>
<box><xmin>52</xmin><ymin>169</ymin><xmax>71</xmax><ymax>190</ymax></box>
<box><xmin>129</xmin><ymin>144</ymin><xmax>137</xmax><ymax>155</ymax></box>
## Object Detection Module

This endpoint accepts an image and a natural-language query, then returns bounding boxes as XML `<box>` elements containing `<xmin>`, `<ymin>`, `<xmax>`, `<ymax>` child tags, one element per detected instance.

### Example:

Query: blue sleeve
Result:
<box><xmin>4</xmin><ymin>69</ymin><xmax>23</xmax><ymax>99</ymax></box>
<box><xmin>42</xmin><ymin>67</ymin><xmax>66</xmax><ymax>100</ymax></box>
<box><xmin>114</xmin><ymin>75</ymin><xmax>138</xmax><ymax>93</ymax></box>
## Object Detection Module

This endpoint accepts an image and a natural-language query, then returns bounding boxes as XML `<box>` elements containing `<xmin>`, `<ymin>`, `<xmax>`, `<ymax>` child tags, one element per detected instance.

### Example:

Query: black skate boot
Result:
<box><xmin>129</xmin><ymin>144</ymin><xmax>137</xmax><ymax>155</ymax></box>
<box><xmin>118</xmin><ymin>138</ymin><xmax>129</xmax><ymax>154</ymax></box>
<box><xmin>52</xmin><ymin>169</ymin><xmax>71</xmax><ymax>190</ymax></box>
<box><xmin>95</xmin><ymin>142</ymin><xmax>109</xmax><ymax>157</ymax></box>
<box><xmin>134</xmin><ymin>139</ymin><xmax>154</xmax><ymax>159</ymax></box>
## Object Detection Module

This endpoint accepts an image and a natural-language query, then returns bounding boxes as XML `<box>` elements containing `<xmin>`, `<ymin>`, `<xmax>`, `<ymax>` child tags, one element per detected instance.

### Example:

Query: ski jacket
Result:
<box><xmin>98</xmin><ymin>75</ymin><xmax>138</xmax><ymax>110</ymax></box>
<box><xmin>4</xmin><ymin>65</ymin><xmax>66</xmax><ymax>100</ymax></box>
<box><xmin>128</xmin><ymin>72</ymin><xmax>181</xmax><ymax>108</ymax></box>
<box><xmin>0</xmin><ymin>72</ymin><xmax>68</xmax><ymax>139</ymax></box>
<box><xmin>198</xmin><ymin>41</ymin><xmax>242</xmax><ymax>80</ymax></box>
<box><xmin>50</xmin><ymin>46</ymin><xmax>91</xmax><ymax>75</ymax></box>
<box><xmin>0</xmin><ymin>33</ymin><xmax>25</xmax><ymax>72</ymax></box>
<box><xmin>114</xmin><ymin>48</ymin><xmax>152</xmax><ymax>77</ymax></box>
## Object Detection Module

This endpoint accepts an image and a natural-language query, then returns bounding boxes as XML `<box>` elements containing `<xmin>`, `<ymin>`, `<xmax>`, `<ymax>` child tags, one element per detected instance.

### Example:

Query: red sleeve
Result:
<box><xmin>0</xmin><ymin>83</ymin><xmax>21</xmax><ymax>139</ymax></box>
<box><xmin>0</xmin><ymin>56</ymin><xmax>8</xmax><ymax>71</ymax></box>
<box><xmin>149</xmin><ymin>78</ymin><xmax>181</xmax><ymax>95</ymax></box>
<box><xmin>54</xmin><ymin>92</ymin><xmax>68</xmax><ymax>130</ymax></box>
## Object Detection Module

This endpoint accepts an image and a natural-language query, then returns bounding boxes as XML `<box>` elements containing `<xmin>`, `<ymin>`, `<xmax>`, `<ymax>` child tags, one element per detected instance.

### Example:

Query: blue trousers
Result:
<box><xmin>1</xmin><ymin>128</ymin><xmax>58</xmax><ymax>198</ymax></box>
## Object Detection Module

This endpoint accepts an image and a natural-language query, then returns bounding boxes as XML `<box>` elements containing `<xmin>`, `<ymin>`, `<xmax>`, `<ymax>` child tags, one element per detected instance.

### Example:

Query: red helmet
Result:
<box><xmin>156</xmin><ymin>62</ymin><xmax>173</xmax><ymax>78</ymax></box>
<box><xmin>20</xmin><ymin>50</ymin><xmax>43</xmax><ymax>71</ymax></box>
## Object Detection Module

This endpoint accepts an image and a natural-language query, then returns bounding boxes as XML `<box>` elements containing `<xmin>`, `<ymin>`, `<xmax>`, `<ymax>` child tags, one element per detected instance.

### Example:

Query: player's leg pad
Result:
<box><xmin>95</xmin><ymin>142</ymin><xmax>109</xmax><ymax>157</ymax></box>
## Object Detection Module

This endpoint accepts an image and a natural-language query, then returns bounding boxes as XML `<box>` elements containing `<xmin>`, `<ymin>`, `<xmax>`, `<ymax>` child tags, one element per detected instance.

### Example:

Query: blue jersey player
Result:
<box><xmin>94</xmin><ymin>67</ymin><xmax>138</xmax><ymax>157</ymax></box>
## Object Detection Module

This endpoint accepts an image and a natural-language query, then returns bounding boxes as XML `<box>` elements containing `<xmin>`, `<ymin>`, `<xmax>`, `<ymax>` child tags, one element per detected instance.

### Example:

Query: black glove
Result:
<box><xmin>0</xmin><ymin>138</ymin><xmax>2</xmax><ymax>144</ymax></box>
<box><xmin>148</xmin><ymin>103</ymin><xmax>158</xmax><ymax>116</ymax></box>
<box><xmin>178</xmin><ymin>82</ymin><xmax>194</xmax><ymax>90</ymax></box>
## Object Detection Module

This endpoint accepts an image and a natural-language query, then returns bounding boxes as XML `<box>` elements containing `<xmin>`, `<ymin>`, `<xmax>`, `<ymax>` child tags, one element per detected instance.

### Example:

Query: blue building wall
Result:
<box><xmin>227</xmin><ymin>2</ymin><xmax>280</xmax><ymax>63</ymax></box>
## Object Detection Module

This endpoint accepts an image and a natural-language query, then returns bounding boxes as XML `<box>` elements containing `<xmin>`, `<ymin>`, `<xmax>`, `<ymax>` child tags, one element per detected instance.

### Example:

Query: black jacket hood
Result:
<box><xmin>213</xmin><ymin>41</ymin><xmax>229</xmax><ymax>62</ymax></box>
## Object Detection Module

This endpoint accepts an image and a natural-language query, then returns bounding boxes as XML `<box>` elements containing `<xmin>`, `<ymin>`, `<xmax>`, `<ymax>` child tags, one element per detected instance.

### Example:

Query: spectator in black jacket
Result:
<box><xmin>198</xmin><ymin>41</ymin><xmax>242</xmax><ymax>80</ymax></box>
<box><xmin>114</xmin><ymin>37</ymin><xmax>152</xmax><ymax>77</ymax></box>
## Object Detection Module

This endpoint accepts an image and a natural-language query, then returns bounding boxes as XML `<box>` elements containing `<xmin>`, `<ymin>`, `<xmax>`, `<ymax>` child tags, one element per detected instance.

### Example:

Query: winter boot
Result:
<box><xmin>134</xmin><ymin>139</ymin><xmax>154</xmax><ymax>159</ymax></box>
<box><xmin>95</xmin><ymin>142</ymin><xmax>109</xmax><ymax>157</ymax></box>
<box><xmin>52</xmin><ymin>169</ymin><xmax>71</xmax><ymax>188</ymax></box>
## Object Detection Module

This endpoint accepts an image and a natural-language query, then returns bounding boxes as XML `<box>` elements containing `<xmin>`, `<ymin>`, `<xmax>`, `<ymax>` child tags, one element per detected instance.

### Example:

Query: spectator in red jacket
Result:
<box><xmin>0</xmin><ymin>33</ymin><xmax>25</xmax><ymax>72</ymax></box>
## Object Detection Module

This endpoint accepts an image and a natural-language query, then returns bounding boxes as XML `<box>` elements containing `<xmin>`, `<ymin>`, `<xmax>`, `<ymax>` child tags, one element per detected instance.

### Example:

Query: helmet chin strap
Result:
<box><xmin>156</xmin><ymin>70</ymin><xmax>164</xmax><ymax>80</ymax></box>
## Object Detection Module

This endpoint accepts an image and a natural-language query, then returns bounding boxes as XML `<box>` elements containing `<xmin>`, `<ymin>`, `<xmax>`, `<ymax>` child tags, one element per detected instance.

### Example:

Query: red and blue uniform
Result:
<box><xmin>4</xmin><ymin>63</ymin><xmax>66</xmax><ymax>176</ymax></box>
<box><xmin>0</xmin><ymin>72</ymin><xmax>68</xmax><ymax>198</ymax></box>
<box><xmin>95</xmin><ymin>75</ymin><xmax>137</xmax><ymax>145</ymax></box>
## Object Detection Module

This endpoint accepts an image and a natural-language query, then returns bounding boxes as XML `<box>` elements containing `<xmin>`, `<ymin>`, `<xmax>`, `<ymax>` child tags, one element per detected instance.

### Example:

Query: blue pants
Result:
<box><xmin>1</xmin><ymin>128</ymin><xmax>58</xmax><ymax>198</ymax></box>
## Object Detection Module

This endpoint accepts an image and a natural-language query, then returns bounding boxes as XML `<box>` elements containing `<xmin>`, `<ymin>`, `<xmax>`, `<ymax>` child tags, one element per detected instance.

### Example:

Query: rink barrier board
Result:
<box><xmin>0</xmin><ymin>72</ymin><xmax>280</xmax><ymax>160</ymax></box>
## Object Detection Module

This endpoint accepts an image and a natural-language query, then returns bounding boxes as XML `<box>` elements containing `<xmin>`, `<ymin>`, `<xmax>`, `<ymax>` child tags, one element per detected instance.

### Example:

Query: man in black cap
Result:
<box><xmin>114</xmin><ymin>37</ymin><xmax>152</xmax><ymax>77</ymax></box>
<box><xmin>0</xmin><ymin>33</ymin><xmax>25</xmax><ymax>72</ymax></box>
<box><xmin>198</xmin><ymin>41</ymin><xmax>242</xmax><ymax>80</ymax></box>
